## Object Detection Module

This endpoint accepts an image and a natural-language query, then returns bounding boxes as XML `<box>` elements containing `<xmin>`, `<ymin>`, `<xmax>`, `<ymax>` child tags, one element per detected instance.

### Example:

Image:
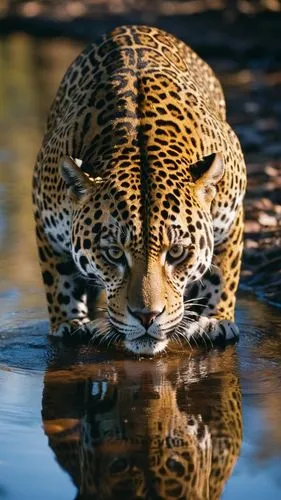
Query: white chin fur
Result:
<box><xmin>124</xmin><ymin>337</ymin><xmax>169</xmax><ymax>355</ymax></box>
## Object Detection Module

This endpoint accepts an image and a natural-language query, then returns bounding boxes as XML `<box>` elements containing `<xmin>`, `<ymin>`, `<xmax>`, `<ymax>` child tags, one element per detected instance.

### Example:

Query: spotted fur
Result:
<box><xmin>33</xmin><ymin>25</ymin><xmax>246</xmax><ymax>354</ymax></box>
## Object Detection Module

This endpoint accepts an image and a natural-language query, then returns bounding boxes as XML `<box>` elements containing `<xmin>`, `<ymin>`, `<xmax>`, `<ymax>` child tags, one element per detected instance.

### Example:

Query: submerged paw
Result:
<box><xmin>188</xmin><ymin>316</ymin><xmax>239</xmax><ymax>346</ymax></box>
<box><xmin>51</xmin><ymin>319</ymin><xmax>91</xmax><ymax>338</ymax></box>
<box><xmin>204</xmin><ymin>318</ymin><xmax>239</xmax><ymax>345</ymax></box>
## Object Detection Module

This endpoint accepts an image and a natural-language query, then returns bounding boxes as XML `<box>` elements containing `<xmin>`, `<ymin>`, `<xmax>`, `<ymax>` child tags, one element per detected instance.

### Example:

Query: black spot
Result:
<box><xmin>208</xmin><ymin>273</ymin><xmax>220</xmax><ymax>286</ymax></box>
<box><xmin>42</xmin><ymin>271</ymin><xmax>54</xmax><ymax>286</ymax></box>
<box><xmin>94</xmin><ymin>210</ymin><xmax>102</xmax><ymax>219</ymax></box>
<box><xmin>74</xmin><ymin>237</ymin><xmax>81</xmax><ymax>253</ymax></box>
<box><xmin>231</xmin><ymin>254</ymin><xmax>240</xmax><ymax>269</ymax></box>
<box><xmin>187</xmin><ymin>283</ymin><xmax>198</xmax><ymax>300</ymax></box>
<box><xmin>118</xmin><ymin>172</ymin><xmax>129</xmax><ymax>181</ymax></box>
<box><xmin>39</xmin><ymin>248</ymin><xmax>47</xmax><ymax>263</ymax></box>
<box><xmin>83</xmin><ymin>239</ymin><xmax>91</xmax><ymax>249</ymax></box>
<box><xmin>199</xmin><ymin>236</ymin><xmax>205</xmax><ymax>249</ymax></box>
<box><xmin>46</xmin><ymin>293</ymin><xmax>53</xmax><ymax>304</ymax></box>
<box><xmin>198</xmin><ymin>263</ymin><xmax>206</xmax><ymax>273</ymax></box>
<box><xmin>58</xmin><ymin>293</ymin><xmax>70</xmax><ymax>305</ymax></box>
<box><xmin>188</xmin><ymin>462</ymin><xmax>195</xmax><ymax>473</ymax></box>
<box><xmin>166</xmin><ymin>458</ymin><xmax>185</xmax><ymax>477</ymax></box>
<box><xmin>117</xmin><ymin>201</ymin><xmax>126</xmax><ymax>210</ymax></box>
<box><xmin>72</xmin><ymin>284</ymin><xmax>85</xmax><ymax>301</ymax></box>
<box><xmin>230</xmin><ymin>281</ymin><xmax>236</xmax><ymax>291</ymax></box>
<box><xmin>92</xmin><ymin>223</ymin><xmax>102</xmax><ymax>234</ymax></box>
<box><xmin>79</xmin><ymin>255</ymin><xmax>88</xmax><ymax>271</ymax></box>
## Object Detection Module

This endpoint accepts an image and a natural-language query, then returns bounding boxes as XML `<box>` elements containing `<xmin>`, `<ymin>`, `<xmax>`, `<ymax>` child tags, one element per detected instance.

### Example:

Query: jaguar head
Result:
<box><xmin>61</xmin><ymin>152</ymin><xmax>223</xmax><ymax>354</ymax></box>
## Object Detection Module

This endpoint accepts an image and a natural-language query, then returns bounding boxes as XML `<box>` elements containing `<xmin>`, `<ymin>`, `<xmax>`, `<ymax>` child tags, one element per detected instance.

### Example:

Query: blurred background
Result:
<box><xmin>0</xmin><ymin>0</ymin><xmax>280</xmax><ymax>317</ymax></box>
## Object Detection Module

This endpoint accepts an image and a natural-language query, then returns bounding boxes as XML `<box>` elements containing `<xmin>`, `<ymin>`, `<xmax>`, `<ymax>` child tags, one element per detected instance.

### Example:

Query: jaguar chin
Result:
<box><xmin>124</xmin><ymin>337</ymin><xmax>170</xmax><ymax>356</ymax></box>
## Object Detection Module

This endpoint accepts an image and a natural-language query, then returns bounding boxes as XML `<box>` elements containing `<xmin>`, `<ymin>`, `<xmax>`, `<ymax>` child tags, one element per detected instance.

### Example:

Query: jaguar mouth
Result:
<box><xmin>90</xmin><ymin>314</ymin><xmax>173</xmax><ymax>354</ymax></box>
<box><xmin>124</xmin><ymin>335</ymin><xmax>169</xmax><ymax>355</ymax></box>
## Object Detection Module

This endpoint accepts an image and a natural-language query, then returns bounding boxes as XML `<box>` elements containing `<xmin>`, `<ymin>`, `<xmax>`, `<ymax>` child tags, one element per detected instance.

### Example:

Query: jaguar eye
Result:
<box><xmin>106</xmin><ymin>246</ymin><xmax>125</xmax><ymax>262</ymax></box>
<box><xmin>166</xmin><ymin>245</ymin><xmax>187</xmax><ymax>263</ymax></box>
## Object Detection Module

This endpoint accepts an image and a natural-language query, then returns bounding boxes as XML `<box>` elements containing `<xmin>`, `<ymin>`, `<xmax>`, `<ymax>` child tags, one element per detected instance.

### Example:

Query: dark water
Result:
<box><xmin>1</xmin><ymin>35</ymin><xmax>281</xmax><ymax>499</ymax></box>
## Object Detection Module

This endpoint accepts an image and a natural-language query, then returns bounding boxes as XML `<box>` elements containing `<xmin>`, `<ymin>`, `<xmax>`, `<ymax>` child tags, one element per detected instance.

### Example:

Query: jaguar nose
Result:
<box><xmin>128</xmin><ymin>307</ymin><xmax>165</xmax><ymax>329</ymax></box>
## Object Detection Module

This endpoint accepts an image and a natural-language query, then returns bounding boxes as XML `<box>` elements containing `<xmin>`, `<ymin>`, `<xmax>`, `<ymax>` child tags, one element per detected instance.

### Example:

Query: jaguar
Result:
<box><xmin>32</xmin><ymin>25</ymin><xmax>246</xmax><ymax>354</ymax></box>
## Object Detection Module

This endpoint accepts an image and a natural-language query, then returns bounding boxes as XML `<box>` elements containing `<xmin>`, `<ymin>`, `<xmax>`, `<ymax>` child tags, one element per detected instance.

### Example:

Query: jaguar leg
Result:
<box><xmin>185</xmin><ymin>207</ymin><xmax>244</xmax><ymax>344</ymax></box>
<box><xmin>36</xmin><ymin>224</ymin><xmax>91</xmax><ymax>338</ymax></box>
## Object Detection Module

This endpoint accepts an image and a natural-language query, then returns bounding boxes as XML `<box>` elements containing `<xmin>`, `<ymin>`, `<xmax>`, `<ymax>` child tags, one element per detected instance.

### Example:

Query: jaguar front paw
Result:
<box><xmin>188</xmin><ymin>316</ymin><xmax>239</xmax><ymax>346</ymax></box>
<box><xmin>50</xmin><ymin>318</ymin><xmax>92</xmax><ymax>338</ymax></box>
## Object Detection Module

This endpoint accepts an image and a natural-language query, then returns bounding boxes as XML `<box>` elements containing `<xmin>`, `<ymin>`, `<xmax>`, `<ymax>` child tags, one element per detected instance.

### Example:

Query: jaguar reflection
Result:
<box><xmin>42</xmin><ymin>352</ymin><xmax>242</xmax><ymax>499</ymax></box>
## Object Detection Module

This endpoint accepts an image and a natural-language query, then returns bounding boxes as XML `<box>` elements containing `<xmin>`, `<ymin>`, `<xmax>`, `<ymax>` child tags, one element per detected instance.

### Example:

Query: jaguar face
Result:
<box><xmin>61</xmin><ymin>152</ymin><xmax>224</xmax><ymax>354</ymax></box>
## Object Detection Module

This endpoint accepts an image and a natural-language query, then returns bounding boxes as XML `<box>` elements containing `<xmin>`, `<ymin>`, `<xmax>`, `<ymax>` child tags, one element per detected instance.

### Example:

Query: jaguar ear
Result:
<box><xmin>191</xmin><ymin>153</ymin><xmax>224</xmax><ymax>203</ymax></box>
<box><xmin>60</xmin><ymin>156</ymin><xmax>93</xmax><ymax>201</ymax></box>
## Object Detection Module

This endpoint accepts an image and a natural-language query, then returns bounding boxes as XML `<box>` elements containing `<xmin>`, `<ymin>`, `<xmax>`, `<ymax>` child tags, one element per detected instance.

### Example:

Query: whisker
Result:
<box><xmin>191</xmin><ymin>322</ymin><xmax>213</xmax><ymax>349</ymax></box>
<box><xmin>209</xmin><ymin>263</ymin><xmax>221</xmax><ymax>273</ymax></box>
<box><xmin>180</xmin><ymin>319</ymin><xmax>199</xmax><ymax>348</ymax></box>
<box><xmin>95</xmin><ymin>327</ymin><xmax>112</xmax><ymax>345</ymax></box>
<box><xmin>184</xmin><ymin>296</ymin><xmax>206</xmax><ymax>304</ymax></box>
<box><xmin>173</xmin><ymin>331</ymin><xmax>186</xmax><ymax>348</ymax></box>
<box><xmin>198</xmin><ymin>329</ymin><xmax>211</xmax><ymax>349</ymax></box>
<box><xmin>107</xmin><ymin>330</ymin><xmax>121</xmax><ymax>347</ymax></box>
<box><xmin>68</xmin><ymin>320</ymin><xmax>91</xmax><ymax>337</ymax></box>
<box><xmin>174</xmin><ymin>323</ymin><xmax>193</xmax><ymax>350</ymax></box>
<box><xmin>175</xmin><ymin>313</ymin><xmax>215</xmax><ymax>350</ymax></box>
<box><xmin>184</xmin><ymin>303</ymin><xmax>207</xmax><ymax>310</ymax></box>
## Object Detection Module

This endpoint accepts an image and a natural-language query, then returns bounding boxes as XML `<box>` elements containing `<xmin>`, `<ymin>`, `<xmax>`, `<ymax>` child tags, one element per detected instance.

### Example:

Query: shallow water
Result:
<box><xmin>1</xmin><ymin>297</ymin><xmax>281</xmax><ymax>499</ymax></box>
<box><xmin>0</xmin><ymin>35</ymin><xmax>281</xmax><ymax>499</ymax></box>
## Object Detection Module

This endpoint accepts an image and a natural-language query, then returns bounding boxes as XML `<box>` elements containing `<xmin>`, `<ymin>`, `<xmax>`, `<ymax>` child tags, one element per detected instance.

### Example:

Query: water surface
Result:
<box><xmin>1</xmin><ymin>297</ymin><xmax>281</xmax><ymax>499</ymax></box>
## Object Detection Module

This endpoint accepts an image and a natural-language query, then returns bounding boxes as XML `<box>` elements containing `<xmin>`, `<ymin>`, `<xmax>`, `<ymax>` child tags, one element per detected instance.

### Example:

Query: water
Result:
<box><xmin>1</xmin><ymin>299</ymin><xmax>281</xmax><ymax>499</ymax></box>
<box><xmin>0</xmin><ymin>34</ymin><xmax>281</xmax><ymax>499</ymax></box>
